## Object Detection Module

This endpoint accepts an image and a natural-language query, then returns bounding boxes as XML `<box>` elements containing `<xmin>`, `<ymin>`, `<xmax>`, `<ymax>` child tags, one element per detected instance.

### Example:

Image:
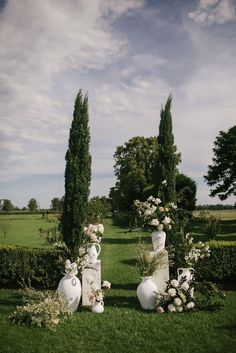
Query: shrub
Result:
<box><xmin>195</xmin><ymin>241</ymin><xmax>236</xmax><ymax>281</ymax></box>
<box><xmin>202</xmin><ymin>215</ymin><xmax>220</xmax><ymax>240</ymax></box>
<box><xmin>0</xmin><ymin>245</ymin><xmax>65</xmax><ymax>288</ymax></box>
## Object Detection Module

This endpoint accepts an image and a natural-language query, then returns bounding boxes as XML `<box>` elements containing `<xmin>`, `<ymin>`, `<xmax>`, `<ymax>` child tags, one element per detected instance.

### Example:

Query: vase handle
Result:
<box><xmin>95</xmin><ymin>243</ymin><xmax>101</xmax><ymax>257</ymax></box>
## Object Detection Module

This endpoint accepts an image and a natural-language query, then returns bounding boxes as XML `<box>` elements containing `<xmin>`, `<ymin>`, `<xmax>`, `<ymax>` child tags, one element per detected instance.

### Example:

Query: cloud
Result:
<box><xmin>189</xmin><ymin>0</ymin><xmax>236</xmax><ymax>24</ymax></box>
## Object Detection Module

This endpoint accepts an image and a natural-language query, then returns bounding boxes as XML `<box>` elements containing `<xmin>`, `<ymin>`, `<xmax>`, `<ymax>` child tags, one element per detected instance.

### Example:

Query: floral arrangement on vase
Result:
<box><xmin>84</xmin><ymin>223</ymin><xmax>104</xmax><ymax>243</ymax></box>
<box><xmin>155</xmin><ymin>277</ymin><xmax>195</xmax><ymax>314</ymax></box>
<box><xmin>89</xmin><ymin>280</ymin><xmax>111</xmax><ymax>313</ymax></box>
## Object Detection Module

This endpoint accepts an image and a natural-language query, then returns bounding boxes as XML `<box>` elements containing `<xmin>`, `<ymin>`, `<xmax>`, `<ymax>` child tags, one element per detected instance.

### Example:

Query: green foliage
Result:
<box><xmin>176</xmin><ymin>173</ymin><xmax>197</xmax><ymax>210</ymax></box>
<box><xmin>195</xmin><ymin>241</ymin><xmax>236</xmax><ymax>281</ymax></box>
<box><xmin>155</xmin><ymin>95</ymin><xmax>179</xmax><ymax>204</ymax></box>
<box><xmin>50</xmin><ymin>197</ymin><xmax>63</xmax><ymax>211</ymax></box>
<box><xmin>61</xmin><ymin>91</ymin><xmax>91</xmax><ymax>255</ymax></box>
<box><xmin>136</xmin><ymin>242</ymin><xmax>167</xmax><ymax>277</ymax></box>
<box><xmin>204</xmin><ymin>125</ymin><xmax>236</xmax><ymax>200</ymax></box>
<box><xmin>10</xmin><ymin>288</ymin><xmax>72</xmax><ymax>330</ymax></box>
<box><xmin>1</xmin><ymin>199</ymin><xmax>14</xmax><ymax>212</ymax></box>
<box><xmin>194</xmin><ymin>281</ymin><xmax>225</xmax><ymax>311</ymax></box>
<box><xmin>86</xmin><ymin>196</ymin><xmax>112</xmax><ymax>223</ymax></box>
<box><xmin>202</xmin><ymin>214</ymin><xmax>221</xmax><ymax>240</ymax></box>
<box><xmin>0</xmin><ymin>245</ymin><xmax>65</xmax><ymax>288</ymax></box>
<box><xmin>28</xmin><ymin>198</ymin><xmax>38</xmax><ymax>212</ymax></box>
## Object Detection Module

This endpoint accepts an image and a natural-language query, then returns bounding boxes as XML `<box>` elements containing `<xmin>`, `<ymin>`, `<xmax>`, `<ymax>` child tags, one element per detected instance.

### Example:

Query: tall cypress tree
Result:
<box><xmin>155</xmin><ymin>95</ymin><xmax>176</xmax><ymax>204</ymax></box>
<box><xmin>61</xmin><ymin>90</ymin><xmax>91</xmax><ymax>255</ymax></box>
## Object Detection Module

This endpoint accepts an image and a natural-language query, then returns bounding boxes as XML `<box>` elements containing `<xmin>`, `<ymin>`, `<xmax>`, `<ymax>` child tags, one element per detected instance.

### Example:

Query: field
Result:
<box><xmin>0</xmin><ymin>215</ymin><xmax>236</xmax><ymax>353</ymax></box>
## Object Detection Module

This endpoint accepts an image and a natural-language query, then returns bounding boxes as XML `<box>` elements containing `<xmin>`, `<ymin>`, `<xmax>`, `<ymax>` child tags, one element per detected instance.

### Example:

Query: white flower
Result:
<box><xmin>65</xmin><ymin>260</ymin><xmax>71</xmax><ymax>269</ymax></box>
<box><xmin>157</xmin><ymin>224</ymin><xmax>164</xmax><ymax>231</ymax></box>
<box><xmin>154</xmin><ymin>198</ymin><xmax>162</xmax><ymax>205</ymax></box>
<box><xmin>102</xmin><ymin>280</ymin><xmax>111</xmax><ymax>289</ymax></box>
<box><xmin>163</xmin><ymin>216</ymin><xmax>171</xmax><ymax>225</ymax></box>
<box><xmin>181</xmin><ymin>282</ymin><xmax>189</xmax><ymax>291</ymax></box>
<box><xmin>150</xmin><ymin>219</ymin><xmax>159</xmax><ymax>226</ymax></box>
<box><xmin>90</xmin><ymin>234</ymin><xmax>99</xmax><ymax>243</ymax></box>
<box><xmin>162</xmin><ymin>180</ymin><xmax>167</xmax><ymax>186</ymax></box>
<box><xmin>179</xmin><ymin>292</ymin><xmax>186</xmax><ymax>303</ymax></box>
<box><xmin>168</xmin><ymin>288</ymin><xmax>176</xmax><ymax>297</ymax></box>
<box><xmin>174</xmin><ymin>297</ymin><xmax>182</xmax><ymax>306</ymax></box>
<box><xmin>159</xmin><ymin>207</ymin><xmax>164</xmax><ymax>212</ymax></box>
<box><xmin>168</xmin><ymin>304</ymin><xmax>176</xmax><ymax>312</ymax></box>
<box><xmin>189</xmin><ymin>288</ymin><xmax>194</xmax><ymax>298</ymax></box>
<box><xmin>97</xmin><ymin>224</ymin><xmax>104</xmax><ymax>234</ymax></box>
<box><xmin>171</xmin><ymin>279</ymin><xmax>179</xmax><ymax>288</ymax></box>
<box><xmin>176</xmin><ymin>306</ymin><xmax>183</xmax><ymax>313</ymax></box>
<box><xmin>186</xmin><ymin>301</ymin><xmax>195</xmax><ymax>310</ymax></box>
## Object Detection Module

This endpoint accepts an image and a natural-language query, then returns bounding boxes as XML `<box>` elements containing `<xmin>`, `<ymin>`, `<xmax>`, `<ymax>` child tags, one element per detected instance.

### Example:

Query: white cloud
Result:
<box><xmin>189</xmin><ymin>0</ymin><xmax>236</xmax><ymax>24</ymax></box>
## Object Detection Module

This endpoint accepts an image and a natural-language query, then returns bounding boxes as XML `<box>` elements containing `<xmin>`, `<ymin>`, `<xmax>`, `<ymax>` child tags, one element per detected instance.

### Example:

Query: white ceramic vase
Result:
<box><xmin>151</xmin><ymin>230</ymin><xmax>166</xmax><ymax>252</ymax></box>
<box><xmin>177</xmin><ymin>268</ymin><xmax>194</xmax><ymax>283</ymax></box>
<box><xmin>87</xmin><ymin>243</ymin><xmax>101</xmax><ymax>265</ymax></box>
<box><xmin>92</xmin><ymin>300</ymin><xmax>104</xmax><ymax>313</ymax></box>
<box><xmin>137</xmin><ymin>276</ymin><xmax>158</xmax><ymax>310</ymax></box>
<box><xmin>57</xmin><ymin>274</ymin><xmax>81</xmax><ymax>312</ymax></box>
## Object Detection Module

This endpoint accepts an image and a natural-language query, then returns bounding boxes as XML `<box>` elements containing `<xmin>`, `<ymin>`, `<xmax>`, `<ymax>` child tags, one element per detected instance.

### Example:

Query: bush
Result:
<box><xmin>0</xmin><ymin>245</ymin><xmax>65</xmax><ymax>288</ymax></box>
<box><xmin>202</xmin><ymin>215</ymin><xmax>220</xmax><ymax>240</ymax></box>
<box><xmin>195</xmin><ymin>241</ymin><xmax>236</xmax><ymax>281</ymax></box>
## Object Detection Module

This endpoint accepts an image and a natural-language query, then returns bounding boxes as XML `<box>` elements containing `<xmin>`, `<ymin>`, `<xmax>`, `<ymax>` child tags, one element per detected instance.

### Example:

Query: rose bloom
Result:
<box><xmin>97</xmin><ymin>224</ymin><xmax>104</xmax><ymax>234</ymax></box>
<box><xmin>90</xmin><ymin>234</ymin><xmax>99</xmax><ymax>243</ymax></box>
<box><xmin>150</xmin><ymin>219</ymin><xmax>159</xmax><ymax>226</ymax></box>
<box><xmin>174</xmin><ymin>297</ymin><xmax>182</xmax><ymax>306</ymax></box>
<box><xmin>189</xmin><ymin>288</ymin><xmax>194</xmax><ymax>298</ymax></box>
<box><xmin>176</xmin><ymin>306</ymin><xmax>183</xmax><ymax>313</ymax></box>
<box><xmin>96</xmin><ymin>292</ymin><xmax>104</xmax><ymax>301</ymax></box>
<box><xmin>168</xmin><ymin>288</ymin><xmax>176</xmax><ymax>297</ymax></box>
<box><xmin>171</xmin><ymin>279</ymin><xmax>179</xmax><ymax>288</ymax></box>
<box><xmin>181</xmin><ymin>282</ymin><xmax>189</xmax><ymax>291</ymax></box>
<box><xmin>168</xmin><ymin>304</ymin><xmax>176</xmax><ymax>312</ymax></box>
<box><xmin>186</xmin><ymin>301</ymin><xmax>195</xmax><ymax>310</ymax></box>
<box><xmin>159</xmin><ymin>207</ymin><xmax>164</xmax><ymax>212</ymax></box>
<box><xmin>102</xmin><ymin>280</ymin><xmax>111</xmax><ymax>289</ymax></box>
<box><xmin>156</xmin><ymin>306</ymin><xmax>164</xmax><ymax>314</ymax></box>
<box><xmin>163</xmin><ymin>216</ymin><xmax>171</xmax><ymax>225</ymax></box>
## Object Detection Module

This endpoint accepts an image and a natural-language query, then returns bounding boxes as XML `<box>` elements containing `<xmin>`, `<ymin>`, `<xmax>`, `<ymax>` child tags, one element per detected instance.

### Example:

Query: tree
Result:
<box><xmin>28</xmin><ymin>198</ymin><xmax>38</xmax><ymax>212</ymax></box>
<box><xmin>51</xmin><ymin>197</ymin><xmax>61</xmax><ymax>211</ymax></box>
<box><xmin>2</xmin><ymin>199</ymin><xmax>14</xmax><ymax>212</ymax></box>
<box><xmin>176</xmin><ymin>173</ymin><xmax>197</xmax><ymax>210</ymax></box>
<box><xmin>61</xmin><ymin>91</ymin><xmax>91</xmax><ymax>254</ymax></box>
<box><xmin>204</xmin><ymin>125</ymin><xmax>236</xmax><ymax>200</ymax></box>
<box><xmin>155</xmin><ymin>95</ymin><xmax>179</xmax><ymax>204</ymax></box>
<box><xmin>110</xmin><ymin>136</ymin><xmax>158</xmax><ymax>210</ymax></box>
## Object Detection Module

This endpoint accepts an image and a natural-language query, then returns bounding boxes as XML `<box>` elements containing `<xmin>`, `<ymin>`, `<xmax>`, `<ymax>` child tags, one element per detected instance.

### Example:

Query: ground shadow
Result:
<box><xmin>105</xmin><ymin>294</ymin><xmax>140</xmax><ymax>310</ymax></box>
<box><xmin>215</xmin><ymin>324</ymin><xmax>236</xmax><ymax>333</ymax></box>
<box><xmin>120</xmin><ymin>258</ymin><xmax>136</xmax><ymax>267</ymax></box>
<box><xmin>110</xmin><ymin>282</ymin><xmax>137</xmax><ymax>291</ymax></box>
<box><xmin>102</xmin><ymin>237</ymin><xmax>138</xmax><ymax>245</ymax></box>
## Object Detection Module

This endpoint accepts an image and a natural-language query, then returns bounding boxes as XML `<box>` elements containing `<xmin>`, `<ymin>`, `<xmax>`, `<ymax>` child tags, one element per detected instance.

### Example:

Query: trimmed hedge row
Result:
<box><xmin>195</xmin><ymin>241</ymin><xmax>236</xmax><ymax>281</ymax></box>
<box><xmin>0</xmin><ymin>245</ymin><xmax>64</xmax><ymax>288</ymax></box>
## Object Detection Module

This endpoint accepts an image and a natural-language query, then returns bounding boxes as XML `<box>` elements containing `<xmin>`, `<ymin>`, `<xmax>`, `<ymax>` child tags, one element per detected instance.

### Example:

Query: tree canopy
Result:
<box><xmin>204</xmin><ymin>125</ymin><xmax>236</xmax><ymax>200</ymax></box>
<box><xmin>28</xmin><ymin>198</ymin><xmax>38</xmax><ymax>212</ymax></box>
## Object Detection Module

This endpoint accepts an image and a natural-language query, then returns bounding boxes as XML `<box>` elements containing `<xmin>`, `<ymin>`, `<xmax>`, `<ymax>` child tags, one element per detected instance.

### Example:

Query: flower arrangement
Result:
<box><xmin>133</xmin><ymin>196</ymin><xmax>177</xmax><ymax>232</ymax></box>
<box><xmin>84</xmin><ymin>223</ymin><xmax>104</xmax><ymax>243</ymax></box>
<box><xmin>9</xmin><ymin>288</ymin><xmax>72</xmax><ymax>330</ymax></box>
<box><xmin>65</xmin><ymin>259</ymin><xmax>78</xmax><ymax>277</ymax></box>
<box><xmin>136</xmin><ymin>241</ymin><xmax>168</xmax><ymax>277</ymax></box>
<box><xmin>184</xmin><ymin>234</ymin><xmax>210</xmax><ymax>267</ymax></box>
<box><xmin>155</xmin><ymin>277</ymin><xmax>195</xmax><ymax>313</ymax></box>
<box><xmin>88</xmin><ymin>280</ymin><xmax>111</xmax><ymax>303</ymax></box>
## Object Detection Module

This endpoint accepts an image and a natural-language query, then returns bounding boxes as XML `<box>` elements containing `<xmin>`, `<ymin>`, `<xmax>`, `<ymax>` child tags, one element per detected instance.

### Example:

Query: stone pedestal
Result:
<box><xmin>82</xmin><ymin>260</ymin><xmax>101</xmax><ymax>306</ymax></box>
<box><xmin>150</xmin><ymin>250</ymin><xmax>169</xmax><ymax>293</ymax></box>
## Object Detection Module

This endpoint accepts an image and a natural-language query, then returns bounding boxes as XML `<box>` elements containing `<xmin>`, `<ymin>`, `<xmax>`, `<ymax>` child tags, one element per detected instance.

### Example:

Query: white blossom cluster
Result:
<box><xmin>185</xmin><ymin>234</ymin><xmax>211</xmax><ymax>266</ymax></box>
<box><xmin>156</xmin><ymin>278</ymin><xmax>195</xmax><ymax>314</ymax></box>
<box><xmin>65</xmin><ymin>259</ymin><xmax>78</xmax><ymax>277</ymax></box>
<box><xmin>84</xmin><ymin>223</ymin><xmax>104</xmax><ymax>243</ymax></box>
<box><xmin>134</xmin><ymin>196</ymin><xmax>177</xmax><ymax>231</ymax></box>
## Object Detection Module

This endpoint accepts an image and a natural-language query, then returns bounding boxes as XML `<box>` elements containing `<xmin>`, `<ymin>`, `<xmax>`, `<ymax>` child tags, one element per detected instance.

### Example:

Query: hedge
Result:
<box><xmin>0</xmin><ymin>245</ymin><xmax>64</xmax><ymax>288</ymax></box>
<box><xmin>195</xmin><ymin>241</ymin><xmax>236</xmax><ymax>281</ymax></box>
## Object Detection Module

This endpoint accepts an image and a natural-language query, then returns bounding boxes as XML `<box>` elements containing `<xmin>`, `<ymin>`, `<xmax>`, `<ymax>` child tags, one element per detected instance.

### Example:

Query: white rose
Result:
<box><xmin>158</xmin><ymin>224</ymin><xmax>164</xmax><ymax>231</ymax></box>
<box><xmin>150</xmin><ymin>219</ymin><xmax>159</xmax><ymax>226</ymax></box>
<box><xmin>186</xmin><ymin>301</ymin><xmax>195</xmax><ymax>310</ymax></box>
<box><xmin>163</xmin><ymin>216</ymin><xmax>171</xmax><ymax>225</ymax></box>
<box><xmin>174</xmin><ymin>297</ymin><xmax>182</xmax><ymax>306</ymax></box>
<box><xmin>97</xmin><ymin>224</ymin><xmax>104</xmax><ymax>234</ymax></box>
<box><xmin>176</xmin><ymin>306</ymin><xmax>183</xmax><ymax>313</ymax></box>
<box><xmin>168</xmin><ymin>288</ymin><xmax>176</xmax><ymax>297</ymax></box>
<box><xmin>154</xmin><ymin>198</ymin><xmax>162</xmax><ymax>205</ymax></box>
<box><xmin>102</xmin><ymin>280</ymin><xmax>111</xmax><ymax>289</ymax></box>
<box><xmin>171</xmin><ymin>279</ymin><xmax>179</xmax><ymax>288</ymax></box>
<box><xmin>181</xmin><ymin>282</ymin><xmax>189</xmax><ymax>291</ymax></box>
<box><xmin>189</xmin><ymin>288</ymin><xmax>194</xmax><ymax>298</ymax></box>
<box><xmin>168</xmin><ymin>304</ymin><xmax>176</xmax><ymax>312</ymax></box>
<box><xmin>90</xmin><ymin>234</ymin><xmax>99</xmax><ymax>243</ymax></box>
<box><xmin>65</xmin><ymin>259</ymin><xmax>71</xmax><ymax>269</ymax></box>
<box><xmin>159</xmin><ymin>207</ymin><xmax>164</xmax><ymax>212</ymax></box>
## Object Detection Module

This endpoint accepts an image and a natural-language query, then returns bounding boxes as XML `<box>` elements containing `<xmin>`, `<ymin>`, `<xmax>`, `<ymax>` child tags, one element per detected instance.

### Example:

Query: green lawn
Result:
<box><xmin>0</xmin><ymin>218</ymin><xmax>236</xmax><ymax>353</ymax></box>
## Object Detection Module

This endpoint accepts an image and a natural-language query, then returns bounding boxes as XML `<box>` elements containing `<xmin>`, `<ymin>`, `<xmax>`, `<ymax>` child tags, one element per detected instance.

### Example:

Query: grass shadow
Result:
<box><xmin>110</xmin><ymin>283</ymin><xmax>137</xmax><ymax>291</ymax></box>
<box><xmin>102</xmin><ymin>237</ymin><xmax>138</xmax><ymax>245</ymax></box>
<box><xmin>120</xmin><ymin>258</ymin><xmax>136</xmax><ymax>267</ymax></box>
<box><xmin>106</xmin><ymin>294</ymin><xmax>140</xmax><ymax>310</ymax></box>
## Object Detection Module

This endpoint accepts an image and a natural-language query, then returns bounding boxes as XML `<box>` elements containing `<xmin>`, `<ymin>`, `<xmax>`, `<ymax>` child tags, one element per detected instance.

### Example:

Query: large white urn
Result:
<box><xmin>87</xmin><ymin>243</ymin><xmax>101</xmax><ymax>265</ymax></box>
<box><xmin>137</xmin><ymin>277</ymin><xmax>158</xmax><ymax>310</ymax></box>
<box><xmin>57</xmin><ymin>274</ymin><xmax>81</xmax><ymax>312</ymax></box>
<box><xmin>151</xmin><ymin>230</ymin><xmax>166</xmax><ymax>253</ymax></box>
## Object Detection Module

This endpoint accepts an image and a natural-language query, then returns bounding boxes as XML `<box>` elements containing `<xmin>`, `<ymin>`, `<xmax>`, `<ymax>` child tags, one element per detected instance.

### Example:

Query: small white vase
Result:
<box><xmin>177</xmin><ymin>268</ymin><xmax>194</xmax><ymax>283</ymax></box>
<box><xmin>92</xmin><ymin>300</ymin><xmax>104</xmax><ymax>313</ymax></box>
<box><xmin>57</xmin><ymin>274</ymin><xmax>81</xmax><ymax>312</ymax></box>
<box><xmin>151</xmin><ymin>230</ymin><xmax>166</xmax><ymax>252</ymax></box>
<box><xmin>137</xmin><ymin>276</ymin><xmax>158</xmax><ymax>310</ymax></box>
<box><xmin>87</xmin><ymin>243</ymin><xmax>101</xmax><ymax>265</ymax></box>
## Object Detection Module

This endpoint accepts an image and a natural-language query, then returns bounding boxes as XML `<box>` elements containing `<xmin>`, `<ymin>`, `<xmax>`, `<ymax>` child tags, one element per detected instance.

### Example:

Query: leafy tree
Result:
<box><xmin>155</xmin><ymin>95</ymin><xmax>178</xmax><ymax>204</ymax></box>
<box><xmin>110</xmin><ymin>136</ymin><xmax>158</xmax><ymax>210</ymax></box>
<box><xmin>2</xmin><ymin>199</ymin><xmax>14</xmax><ymax>212</ymax></box>
<box><xmin>86</xmin><ymin>196</ymin><xmax>112</xmax><ymax>223</ymax></box>
<box><xmin>204</xmin><ymin>125</ymin><xmax>236</xmax><ymax>200</ymax></box>
<box><xmin>51</xmin><ymin>198</ymin><xmax>61</xmax><ymax>211</ymax></box>
<box><xmin>176</xmin><ymin>173</ymin><xmax>197</xmax><ymax>211</ymax></box>
<box><xmin>61</xmin><ymin>91</ymin><xmax>91</xmax><ymax>254</ymax></box>
<box><xmin>28</xmin><ymin>198</ymin><xmax>38</xmax><ymax>212</ymax></box>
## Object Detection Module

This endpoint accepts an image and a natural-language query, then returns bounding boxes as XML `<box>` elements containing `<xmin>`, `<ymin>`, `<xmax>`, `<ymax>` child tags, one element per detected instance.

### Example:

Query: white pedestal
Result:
<box><xmin>82</xmin><ymin>260</ymin><xmax>101</xmax><ymax>306</ymax></box>
<box><xmin>150</xmin><ymin>250</ymin><xmax>169</xmax><ymax>293</ymax></box>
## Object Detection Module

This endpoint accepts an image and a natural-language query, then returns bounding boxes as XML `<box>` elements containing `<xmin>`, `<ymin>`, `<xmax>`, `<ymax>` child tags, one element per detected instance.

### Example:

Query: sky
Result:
<box><xmin>0</xmin><ymin>0</ymin><xmax>235</xmax><ymax>209</ymax></box>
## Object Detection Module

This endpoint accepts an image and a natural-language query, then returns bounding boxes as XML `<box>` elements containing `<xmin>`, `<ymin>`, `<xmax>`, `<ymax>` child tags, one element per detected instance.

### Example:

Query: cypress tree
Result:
<box><xmin>61</xmin><ymin>90</ymin><xmax>91</xmax><ymax>255</ymax></box>
<box><xmin>155</xmin><ymin>95</ymin><xmax>176</xmax><ymax>204</ymax></box>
